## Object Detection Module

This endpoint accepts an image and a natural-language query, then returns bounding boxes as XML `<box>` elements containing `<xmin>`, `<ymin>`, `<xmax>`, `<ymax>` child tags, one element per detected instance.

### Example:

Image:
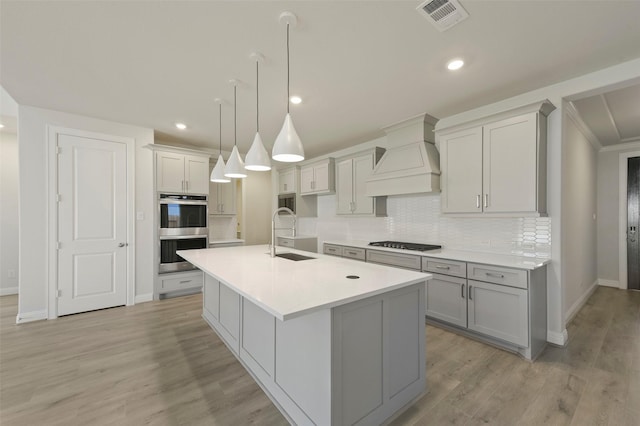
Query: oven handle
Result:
<box><xmin>159</xmin><ymin>235</ymin><xmax>208</xmax><ymax>241</ymax></box>
<box><xmin>159</xmin><ymin>199</ymin><xmax>208</xmax><ymax>206</ymax></box>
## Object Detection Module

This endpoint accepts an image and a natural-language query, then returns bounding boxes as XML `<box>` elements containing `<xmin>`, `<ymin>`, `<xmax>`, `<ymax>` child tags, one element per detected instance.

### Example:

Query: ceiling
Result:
<box><xmin>572</xmin><ymin>83</ymin><xmax>640</xmax><ymax>148</ymax></box>
<box><xmin>2</xmin><ymin>1</ymin><xmax>640</xmax><ymax>159</ymax></box>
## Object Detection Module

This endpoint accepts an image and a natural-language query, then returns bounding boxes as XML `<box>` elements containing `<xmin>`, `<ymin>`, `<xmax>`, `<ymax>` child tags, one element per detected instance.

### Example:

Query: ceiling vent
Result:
<box><xmin>416</xmin><ymin>0</ymin><xmax>469</xmax><ymax>32</ymax></box>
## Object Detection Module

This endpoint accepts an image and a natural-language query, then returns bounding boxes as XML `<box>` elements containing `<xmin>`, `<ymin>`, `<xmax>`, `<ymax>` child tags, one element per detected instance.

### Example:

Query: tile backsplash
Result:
<box><xmin>297</xmin><ymin>193</ymin><xmax>551</xmax><ymax>258</ymax></box>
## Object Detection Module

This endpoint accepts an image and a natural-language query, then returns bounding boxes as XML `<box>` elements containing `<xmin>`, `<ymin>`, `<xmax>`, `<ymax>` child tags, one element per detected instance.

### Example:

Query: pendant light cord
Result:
<box><xmin>234</xmin><ymin>85</ymin><xmax>237</xmax><ymax>146</ymax></box>
<box><xmin>218</xmin><ymin>103</ymin><xmax>222</xmax><ymax>155</ymax></box>
<box><xmin>256</xmin><ymin>60</ymin><xmax>259</xmax><ymax>132</ymax></box>
<box><xmin>286</xmin><ymin>23</ymin><xmax>290</xmax><ymax>114</ymax></box>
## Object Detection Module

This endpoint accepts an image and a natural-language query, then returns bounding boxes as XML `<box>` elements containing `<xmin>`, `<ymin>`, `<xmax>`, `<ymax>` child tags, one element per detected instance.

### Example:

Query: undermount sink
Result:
<box><xmin>275</xmin><ymin>253</ymin><xmax>316</xmax><ymax>261</ymax></box>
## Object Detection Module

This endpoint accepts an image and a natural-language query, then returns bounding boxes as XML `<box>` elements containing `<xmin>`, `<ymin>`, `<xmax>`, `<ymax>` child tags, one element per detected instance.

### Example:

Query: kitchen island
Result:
<box><xmin>178</xmin><ymin>245</ymin><xmax>432</xmax><ymax>426</ymax></box>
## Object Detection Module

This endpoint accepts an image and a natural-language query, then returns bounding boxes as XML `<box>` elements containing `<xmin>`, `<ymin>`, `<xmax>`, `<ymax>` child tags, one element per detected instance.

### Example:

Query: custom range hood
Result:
<box><xmin>366</xmin><ymin>113</ymin><xmax>441</xmax><ymax>196</ymax></box>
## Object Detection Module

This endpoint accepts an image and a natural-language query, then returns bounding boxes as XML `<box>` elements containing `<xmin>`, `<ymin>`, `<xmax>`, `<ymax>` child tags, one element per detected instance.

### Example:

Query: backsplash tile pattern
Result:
<box><xmin>298</xmin><ymin>194</ymin><xmax>551</xmax><ymax>258</ymax></box>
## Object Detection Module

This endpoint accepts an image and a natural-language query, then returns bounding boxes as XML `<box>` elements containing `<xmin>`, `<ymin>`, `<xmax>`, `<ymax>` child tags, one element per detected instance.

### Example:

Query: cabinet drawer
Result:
<box><xmin>366</xmin><ymin>249</ymin><xmax>421</xmax><ymax>271</ymax></box>
<box><xmin>342</xmin><ymin>247</ymin><xmax>366</xmax><ymax>261</ymax></box>
<box><xmin>278</xmin><ymin>238</ymin><xmax>294</xmax><ymax>248</ymax></box>
<box><xmin>422</xmin><ymin>257</ymin><xmax>467</xmax><ymax>278</ymax></box>
<box><xmin>160</xmin><ymin>272</ymin><xmax>203</xmax><ymax>292</ymax></box>
<box><xmin>323</xmin><ymin>244</ymin><xmax>343</xmax><ymax>257</ymax></box>
<box><xmin>467</xmin><ymin>263</ymin><xmax>527</xmax><ymax>289</ymax></box>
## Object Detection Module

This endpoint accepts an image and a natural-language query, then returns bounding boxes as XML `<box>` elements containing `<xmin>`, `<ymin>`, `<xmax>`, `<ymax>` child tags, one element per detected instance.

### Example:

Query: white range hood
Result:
<box><xmin>366</xmin><ymin>113</ymin><xmax>441</xmax><ymax>197</ymax></box>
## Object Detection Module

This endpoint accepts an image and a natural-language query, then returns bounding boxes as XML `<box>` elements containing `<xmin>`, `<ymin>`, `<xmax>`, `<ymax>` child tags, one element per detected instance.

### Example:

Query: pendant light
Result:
<box><xmin>245</xmin><ymin>52</ymin><xmax>271</xmax><ymax>171</ymax></box>
<box><xmin>272</xmin><ymin>11</ymin><xmax>304</xmax><ymax>163</ymax></box>
<box><xmin>210</xmin><ymin>98</ymin><xmax>230</xmax><ymax>183</ymax></box>
<box><xmin>224</xmin><ymin>79</ymin><xmax>247</xmax><ymax>178</ymax></box>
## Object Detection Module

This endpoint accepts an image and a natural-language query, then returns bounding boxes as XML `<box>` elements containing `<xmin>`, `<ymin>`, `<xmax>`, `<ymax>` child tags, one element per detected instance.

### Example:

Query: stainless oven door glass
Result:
<box><xmin>159</xmin><ymin>194</ymin><xmax>207</xmax><ymax>236</ymax></box>
<box><xmin>159</xmin><ymin>236</ymin><xmax>207</xmax><ymax>273</ymax></box>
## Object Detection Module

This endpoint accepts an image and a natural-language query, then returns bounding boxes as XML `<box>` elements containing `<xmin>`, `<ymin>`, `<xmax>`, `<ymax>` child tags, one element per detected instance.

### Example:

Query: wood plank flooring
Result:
<box><xmin>0</xmin><ymin>287</ymin><xmax>638</xmax><ymax>425</ymax></box>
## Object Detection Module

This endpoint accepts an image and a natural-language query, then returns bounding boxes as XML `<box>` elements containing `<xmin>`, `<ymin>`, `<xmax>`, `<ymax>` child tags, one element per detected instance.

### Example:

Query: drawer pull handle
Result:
<box><xmin>486</xmin><ymin>272</ymin><xmax>505</xmax><ymax>279</ymax></box>
<box><xmin>469</xmin><ymin>285</ymin><xmax>473</xmax><ymax>300</ymax></box>
<box><xmin>435</xmin><ymin>265</ymin><xmax>450</xmax><ymax>270</ymax></box>
<box><xmin>179</xmin><ymin>280</ymin><xmax>192</xmax><ymax>284</ymax></box>
<box><xmin>461</xmin><ymin>283</ymin><xmax>465</xmax><ymax>299</ymax></box>
<box><xmin>347</xmin><ymin>251</ymin><xmax>357</xmax><ymax>255</ymax></box>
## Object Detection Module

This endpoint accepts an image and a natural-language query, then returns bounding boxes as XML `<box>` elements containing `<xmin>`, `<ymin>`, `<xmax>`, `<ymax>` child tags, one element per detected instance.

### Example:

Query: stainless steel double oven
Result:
<box><xmin>158</xmin><ymin>194</ymin><xmax>208</xmax><ymax>273</ymax></box>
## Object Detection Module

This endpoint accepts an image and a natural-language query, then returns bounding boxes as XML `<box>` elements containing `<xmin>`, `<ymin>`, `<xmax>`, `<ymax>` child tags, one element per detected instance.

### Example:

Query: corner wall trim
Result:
<box><xmin>0</xmin><ymin>287</ymin><xmax>18</xmax><ymax>296</ymax></box>
<box><xmin>134</xmin><ymin>293</ymin><xmax>153</xmax><ymax>304</ymax></box>
<box><xmin>598</xmin><ymin>279</ymin><xmax>621</xmax><ymax>288</ymax></box>
<box><xmin>16</xmin><ymin>310</ymin><xmax>48</xmax><ymax>324</ymax></box>
<box><xmin>547</xmin><ymin>329</ymin><xmax>568</xmax><ymax>346</ymax></box>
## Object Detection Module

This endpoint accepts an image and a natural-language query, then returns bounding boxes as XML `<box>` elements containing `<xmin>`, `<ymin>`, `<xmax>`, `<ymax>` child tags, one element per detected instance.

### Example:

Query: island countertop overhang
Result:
<box><xmin>178</xmin><ymin>244</ymin><xmax>431</xmax><ymax>321</ymax></box>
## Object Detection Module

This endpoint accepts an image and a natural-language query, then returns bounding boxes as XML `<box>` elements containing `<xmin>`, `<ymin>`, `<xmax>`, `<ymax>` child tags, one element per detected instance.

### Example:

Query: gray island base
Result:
<box><xmin>178</xmin><ymin>245</ymin><xmax>431</xmax><ymax>425</ymax></box>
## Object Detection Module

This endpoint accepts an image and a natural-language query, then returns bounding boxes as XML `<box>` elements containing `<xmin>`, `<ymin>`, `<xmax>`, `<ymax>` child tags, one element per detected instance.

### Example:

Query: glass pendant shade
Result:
<box><xmin>245</xmin><ymin>132</ymin><xmax>271</xmax><ymax>171</ymax></box>
<box><xmin>210</xmin><ymin>154</ymin><xmax>230</xmax><ymax>183</ymax></box>
<box><xmin>224</xmin><ymin>145</ymin><xmax>247</xmax><ymax>178</ymax></box>
<box><xmin>272</xmin><ymin>113</ymin><xmax>304</xmax><ymax>162</ymax></box>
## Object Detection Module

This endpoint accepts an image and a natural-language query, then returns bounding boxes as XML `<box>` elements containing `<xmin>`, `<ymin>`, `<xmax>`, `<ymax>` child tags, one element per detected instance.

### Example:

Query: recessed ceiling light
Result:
<box><xmin>447</xmin><ymin>59</ymin><xmax>464</xmax><ymax>71</ymax></box>
<box><xmin>290</xmin><ymin>96</ymin><xmax>302</xmax><ymax>104</ymax></box>
<box><xmin>175</xmin><ymin>123</ymin><xmax>187</xmax><ymax>130</ymax></box>
<box><xmin>0</xmin><ymin>124</ymin><xmax>4</xmax><ymax>129</ymax></box>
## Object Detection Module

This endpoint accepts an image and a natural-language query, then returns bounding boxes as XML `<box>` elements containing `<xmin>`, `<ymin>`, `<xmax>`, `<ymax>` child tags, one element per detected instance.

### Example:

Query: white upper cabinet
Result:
<box><xmin>336</xmin><ymin>148</ymin><xmax>386</xmax><ymax>216</ymax></box>
<box><xmin>278</xmin><ymin>167</ymin><xmax>297</xmax><ymax>194</ymax></box>
<box><xmin>438</xmin><ymin>101</ymin><xmax>554</xmax><ymax>216</ymax></box>
<box><xmin>209</xmin><ymin>180</ymin><xmax>236</xmax><ymax>215</ymax></box>
<box><xmin>300</xmin><ymin>158</ymin><xmax>335</xmax><ymax>195</ymax></box>
<box><xmin>156</xmin><ymin>151</ymin><xmax>209</xmax><ymax>194</ymax></box>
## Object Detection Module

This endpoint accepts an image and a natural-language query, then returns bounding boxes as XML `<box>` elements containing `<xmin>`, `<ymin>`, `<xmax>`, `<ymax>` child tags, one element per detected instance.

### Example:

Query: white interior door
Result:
<box><xmin>57</xmin><ymin>133</ymin><xmax>128</xmax><ymax>316</ymax></box>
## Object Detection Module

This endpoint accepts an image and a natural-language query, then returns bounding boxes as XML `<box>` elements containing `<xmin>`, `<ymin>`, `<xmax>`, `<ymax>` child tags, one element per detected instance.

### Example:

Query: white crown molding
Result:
<box><xmin>565</xmin><ymin>101</ymin><xmax>602</xmax><ymax>151</ymax></box>
<box><xmin>599</xmin><ymin>141</ymin><xmax>640</xmax><ymax>153</ymax></box>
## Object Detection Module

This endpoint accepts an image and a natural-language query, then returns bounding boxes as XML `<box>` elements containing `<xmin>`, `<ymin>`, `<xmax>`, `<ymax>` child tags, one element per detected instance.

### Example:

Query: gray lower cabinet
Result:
<box><xmin>425</xmin><ymin>273</ymin><xmax>467</xmax><ymax>328</ymax></box>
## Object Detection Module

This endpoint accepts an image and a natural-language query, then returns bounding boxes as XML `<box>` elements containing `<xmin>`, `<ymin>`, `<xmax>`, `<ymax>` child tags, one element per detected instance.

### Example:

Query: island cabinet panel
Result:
<box><xmin>218</xmin><ymin>283</ymin><xmax>241</xmax><ymax>355</ymax></box>
<box><xmin>468</xmin><ymin>279</ymin><xmax>529</xmax><ymax>347</ymax></box>
<box><xmin>203</xmin><ymin>274</ymin><xmax>220</xmax><ymax>320</ymax></box>
<box><xmin>275</xmin><ymin>309</ymin><xmax>332</xmax><ymax>426</ymax></box>
<box><xmin>425</xmin><ymin>273</ymin><xmax>468</xmax><ymax>328</ymax></box>
<box><xmin>241</xmin><ymin>299</ymin><xmax>275</xmax><ymax>378</ymax></box>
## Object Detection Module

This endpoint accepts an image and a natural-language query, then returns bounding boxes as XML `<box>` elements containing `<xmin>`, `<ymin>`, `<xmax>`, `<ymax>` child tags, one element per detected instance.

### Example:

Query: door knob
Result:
<box><xmin>118</xmin><ymin>242</ymin><xmax>128</xmax><ymax>247</ymax></box>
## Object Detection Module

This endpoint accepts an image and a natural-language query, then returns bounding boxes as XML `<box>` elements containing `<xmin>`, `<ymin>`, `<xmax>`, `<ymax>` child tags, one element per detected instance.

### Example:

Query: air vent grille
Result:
<box><xmin>417</xmin><ymin>0</ymin><xmax>469</xmax><ymax>32</ymax></box>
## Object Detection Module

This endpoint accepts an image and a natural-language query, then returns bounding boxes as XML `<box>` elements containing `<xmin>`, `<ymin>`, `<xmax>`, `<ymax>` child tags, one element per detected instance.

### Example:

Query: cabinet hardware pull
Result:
<box><xmin>486</xmin><ymin>272</ymin><xmax>505</xmax><ymax>279</ymax></box>
<box><xmin>461</xmin><ymin>283</ymin><xmax>465</xmax><ymax>299</ymax></box>
<box><xmin>182</xmin><ymin>180</ymin><xmax>185</xmax><ymax>191</ymax></box>
<box><xmin>469</xmin><ymin>285</ymin><xmax>473</xmax><ymax>300</ymax></box>
<box><xmin>179</xmin><ymin>280</ymin><xmax>192</xmax><ymax>284</ymax></box>
<box><xmin>484</xmin><ymin>194</ymin><xmax>489</xmax><ymax>208</ymax></box>
<box><xmin>476</xmin><ymin>195</ymin><xmax>480</xmax><ymax>209</ymax></box>
<box><xmin>186</xmin><ymin>181</ymin><xmax>189</xmax><ymax>191</ymax></box>
<box><xmin>348</xmin><ymin>251</ymin><xmax>357</xmax><ymax>255</ymax></box>
<box><xmin>284</xmin><ymin>183</ymin><xmax>287</xmax><ymax>191</ymax></box>
<box><xmin>435</xmin><ymin>265</ymin><xmax>450</xmax><ymax>270</ymax></box>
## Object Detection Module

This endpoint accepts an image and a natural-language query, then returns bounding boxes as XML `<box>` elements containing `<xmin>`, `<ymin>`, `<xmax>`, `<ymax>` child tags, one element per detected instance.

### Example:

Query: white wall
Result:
<box><xmin>17</xmin><ymin>105</ymin><xmax>155</xmax><ymax>321</ymax></box>
<box><xmin>0</xmin><ymin>132</ymin><xmax>19</xmax><ymax>295</ymax></box>
<box><xmin>242</xmin><ymin>170</ymin><xmax>272</xmax><ymax>245</ymax></box>
<box><xmin>562</xmin><ymin>110</ymin><xmax>598</xmax><ymax>320</ymax></box>
<box><xmin>597</xmin><ymin>144</ymin><xmax>640</xmax><ymax>284</ymax></box>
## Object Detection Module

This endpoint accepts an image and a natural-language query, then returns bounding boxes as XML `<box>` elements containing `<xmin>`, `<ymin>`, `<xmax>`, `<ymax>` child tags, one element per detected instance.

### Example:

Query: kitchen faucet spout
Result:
<box><xmin>271</xmin><ymin>207</ymin><xmax>297</xmax><ymax>257</ymax></box>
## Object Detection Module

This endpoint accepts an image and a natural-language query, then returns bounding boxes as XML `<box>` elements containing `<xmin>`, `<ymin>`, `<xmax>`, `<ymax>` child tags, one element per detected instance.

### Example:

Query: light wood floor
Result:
<box><xmin>0</xmin><ymin>287</ymin><xmax>638</xmax><ymax>426</ymax></box>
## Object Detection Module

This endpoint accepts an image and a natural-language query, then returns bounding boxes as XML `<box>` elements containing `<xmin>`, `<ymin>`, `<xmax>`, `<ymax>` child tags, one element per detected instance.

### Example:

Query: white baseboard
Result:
<box><xmin>134</xmin><ymin>293</ymin><xmax>153</xmax><ymax>304</ymax></box>
<box><xmin>565</xmin><ymin>279</ymin><xmax>599</xmax><ymax>324</ymax></box>
<box><xmin>0</xmin><ymin>287</ymin><xmax>18</xmax><ymax>296</ymax></box>
<box><xmin>547</xmin><ymin>329</ymin><xmax>568</xmax><ymax>346</ymax></box>
<box><xmin>598</xmin><ymin>279</ymin><xmax>620</xmax><ymax>288</ymax></box>
<box><xmin>16</xmin><ymin>310</ymin><xmax>47</xmax><ymax>324</ymax></box>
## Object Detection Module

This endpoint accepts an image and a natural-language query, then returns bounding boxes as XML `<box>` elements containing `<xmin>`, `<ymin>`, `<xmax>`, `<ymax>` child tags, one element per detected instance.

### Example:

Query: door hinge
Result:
<box><xmin>57</xmin><ymin>242</ymin><xmax>61</xmax><ymax>249</ymax></box>
<box><xmin>56</xmin><ymin>146</ymin><xmax>61</xmax><ymax>154</ymax></box>
<box><xmin>56</xmin><ymin>194</ymin><xmax>62</xmax><ymax>202</ymax></box>
<box><xmin>57</xmin><ymin>289</ymin><xmax>62</xmax><ymax>298</ymax></box>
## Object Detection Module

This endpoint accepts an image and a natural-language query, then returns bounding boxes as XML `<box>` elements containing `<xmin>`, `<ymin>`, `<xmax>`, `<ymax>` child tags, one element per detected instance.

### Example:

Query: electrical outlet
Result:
<box><xmin>8</xmin><ymin>269</ymin><xmax>16</xmax><ymax>278</ymax></box>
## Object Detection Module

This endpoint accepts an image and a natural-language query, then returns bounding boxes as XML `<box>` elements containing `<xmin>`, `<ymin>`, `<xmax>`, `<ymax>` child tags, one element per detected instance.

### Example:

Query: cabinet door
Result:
<box><xmin>208</xmin><ymin>179</ymin><xmax>220</xmax><ymax>213</ymax></box>
<box><xmin>218</xmin><ymin>283</ymin><xmax>241</xmax><ymax>354</ymax></box>
<box><xmin>156</xmin><ymin>152</ymin><xmax>186</xmax><ymax>193</ymax></box>
<box><xmin>425</xmin><ymin>274</ymin><xmax>467</xmax><ymax>328</ymax></box>
<box><xmin>300</xmin><ymin>165</ymin><xmax>315</xmax><ymax>194</ymax></box>
<box><xmin>203</xmin><ymin>274</ymin><xmax>220</xmax><ymax>321</ymax></box>
<box><xmin>440</xmin><ymin>127</ymin><xmax>483</xmax><ymax>213</ymax></box>
<box><xmin>279</xmin><ymin>169</ymin><xmax>295</xmax><ymax>194</ymax></box>
<box><xmin>352</xmin><ymin>153</ymin><xmax>374</xmax><ymax>215</ymax></box>
<box><xmin>218</xmin><ymin>182</ymin><xmax>236</xmax><ymax>214</ymax></box>
<box><xmin>483</xmin><ymin>113</ymin><xmax>537</xmax><ymax>213</ymax></box>
<box><xmin>467</xmin><ymin>279</ymin><xmax>528</xmax><ymax>347</ymax></box>
<box><xmin>336</xmin><ymin>158</ymin><xmax>354</xmax><ymax>214</ymax></box>
<box><xmin>313</xmin><ymin>163</ymin><xmax>330</xmax><ymax>192</ymax></box>
<box><xmin>184</xmin><ymin>155</ymin><xmax>210</xmax><ymax>194</ymax></box>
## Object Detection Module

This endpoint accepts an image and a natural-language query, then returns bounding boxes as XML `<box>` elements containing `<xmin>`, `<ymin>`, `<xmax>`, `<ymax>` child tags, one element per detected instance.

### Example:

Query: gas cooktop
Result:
<box><xmin>368</xmin><ymin>241</ymin><xmax>442</xmax><ymax>252</ymax></box>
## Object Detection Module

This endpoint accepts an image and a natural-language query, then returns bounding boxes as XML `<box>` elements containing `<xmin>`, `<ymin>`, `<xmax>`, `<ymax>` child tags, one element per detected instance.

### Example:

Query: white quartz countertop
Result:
<box><xmin>324</xmin><ymin>240</ymin><xmax>550</xmax><ymax>270</ymax></box>
<box><xmin>178</xmin><ymin>245</ymin><xmax>430</xmax><ymax>321</ymax></box>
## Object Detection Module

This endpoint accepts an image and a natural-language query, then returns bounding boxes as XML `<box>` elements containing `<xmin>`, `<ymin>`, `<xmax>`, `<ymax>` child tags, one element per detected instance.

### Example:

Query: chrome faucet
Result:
<box><xmin>271</xmin><ymin>207</ymin><xmax>297</xmax><ymax>257</ymax></box>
